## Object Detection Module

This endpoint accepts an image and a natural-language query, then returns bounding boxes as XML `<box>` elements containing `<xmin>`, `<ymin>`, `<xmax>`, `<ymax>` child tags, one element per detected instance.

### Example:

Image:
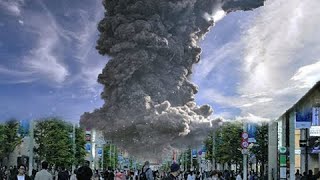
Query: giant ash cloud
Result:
<box><xmin>81</xmin><ymin>0</ymin><xmax>264</xmax><ymax>159</ymax></box>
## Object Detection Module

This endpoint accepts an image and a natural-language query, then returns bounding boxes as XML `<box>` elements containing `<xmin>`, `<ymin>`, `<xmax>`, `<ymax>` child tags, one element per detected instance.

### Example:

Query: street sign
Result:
<box><xmin>279</xmin><ymin>155</ymin><xmax>286</xmax><ymax>166</ymax></box>
<box><xmin>192</xmin><ymin>149</ymin><xmax>197</xmax><ymax>158</ymax></box>
<box><xmin>247</xmin><ymin>123</ymin><xmax>257</xmax><ymax>143</ymax></box>
<box><xmin>310</xmin><ymin>126</ymin><xmax>320</xmax><ymax>137</ymax></box>
<box><xmin>279</xmin><ymin>147</ymin><xmax>287</xmax><ymax>154</ymax></box>
<box><xmin>280</xmin><ymin>167</ymin><xmax>286</xmax><ymax>178</ymax></box>
<box><xmin>241</xmin><ymin>132</ymin><xmax>249</xmax><ymax>139</ymax></box>
<box><xmin>86</xmin><ymin>134</ymin><xmax>91</xmax><ymax>141</ymax></box>
<box><xmin>97</xmin><ymin>148</ymin><xmax>103</xmax><ymax>157</ymax></box>
<box><xmin>85</xmin><ymin>143</ymin><xmax>91</xmax><ymax>152</ymax></box>
<box><xmin>241</xmin><ymin>141</ymin><xmax>249</xmax><ymax>148</ymax></box>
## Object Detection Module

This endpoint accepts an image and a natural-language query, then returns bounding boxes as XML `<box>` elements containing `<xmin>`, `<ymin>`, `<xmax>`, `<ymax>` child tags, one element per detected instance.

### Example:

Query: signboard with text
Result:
<box><xmin>85</xmin><ymin>143</ymin><xmax>91</xmax><ymax>152</ymax></box>
<box><xmin>310</xmin><ymin>126</ymin><xmax>320</xmax><ymax>137</ymax></box>
<box><xmin>296</xmin><ymin>110</ymin><xmax>312</xmax><ymax>129</ymax></box>
<box><xmin>192</xmin><ymin>149</ymin><xmax>197</xmax><ymax>158</ymax></box>
<box><xmin>247</xmin><ymin>123</ymin><xmax>257</xmax><ymax>143</ymax></box>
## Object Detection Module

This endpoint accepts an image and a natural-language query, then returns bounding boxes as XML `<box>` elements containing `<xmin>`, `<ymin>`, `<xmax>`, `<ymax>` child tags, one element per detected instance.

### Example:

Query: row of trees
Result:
<box><xmin>178</xmin><ymin>149</ymin><xmax>199</xmax><ymax>171</ymax></box>
<box><xmin>204</xmin><ymin>122</ymin><xmax>268</xmax><ymax>175</ymax></box>
<box><xmin>34</xmin><ymin>118</ymin><xmax>86</xmax><ymax>168</ymax></box>
<box><xmin>102</xmin><ymin>144</ymin><xmax>119</xmax><ymax>170</ymax></box>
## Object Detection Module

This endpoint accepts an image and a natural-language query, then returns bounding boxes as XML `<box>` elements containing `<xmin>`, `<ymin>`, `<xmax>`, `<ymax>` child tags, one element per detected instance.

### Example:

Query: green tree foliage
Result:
<box><xmin>250</xmin><ymin>123</ymin><xmax>268</xmax><ymax>176</ymax></box>
<box><xmin>34</xmin><ymin>118</ymin><xmax>85</xmax><ymax>167</ymax></box>
<box><xmin>178</xmin><ymin>148</ymin><xmax>200</xmax><ymax>171</ymax></box>
<box><xmin>0</xmin><ymin>120</ymin><xmax>22</xmax><ymax>160</ymax></box>
<box><xmin>103</xmin><ymin>144</ymin><xmax>119</xmax><ymax>170</ymax></box>
<box><xmin>204</xmin><ymin>122</ymin><xmax>243</xmax><ymax>169</ymax></box>
<box><xmin>75</xmin><ymin>127</ymin><xmax>86</xmax><ymax>166</ymax></box>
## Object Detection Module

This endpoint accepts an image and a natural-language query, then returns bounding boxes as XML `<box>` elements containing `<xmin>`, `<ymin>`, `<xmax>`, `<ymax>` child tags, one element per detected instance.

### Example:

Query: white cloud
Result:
<box><xmin>0</xmin><ymin>65</ymin><xmax>31</xmax><ymax>76</ymax></box>
<box><xmin>24</xmin><ymin>33</ymin><xmax>69</xmax><ymax>84</ymax></box>
<box><xmin>236</xmin><ymin>0</ymin><xmax>320</xmax><ymax>118</ymax></box>
<box><xmin>0</xmin><ymin>0</ymin><xmax>24</xmax><ymax>16</ymax></box>
<box><xmin>194</xmin><ymin>41</ymin><xmax>241</xmax><ymax>80</ymax></box>
<box><xmin>291</xmin><ymin>61</ymin><xmax>320</xmax><ymax>88</ymax></box>
<box><xmin>235</xmin><ymin>113</ymin><xmax>270</xmax><ymax>123</ymax></box>
<box><xmin>199</xmin><ymin>88</ymin><xmax>273</xmax><ymax>110</ymax></box>
<box><xmin>22</xmin><ymin>7</ymin><xmax>69</xmax><ymax>84</ymax></box>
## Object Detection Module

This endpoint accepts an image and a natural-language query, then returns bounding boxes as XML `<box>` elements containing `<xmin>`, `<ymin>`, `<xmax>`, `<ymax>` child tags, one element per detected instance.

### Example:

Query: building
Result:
<box><xmin>268</xmin><ymin>81</ymin><xmax>320</xmax><ymax>179</ymax></box>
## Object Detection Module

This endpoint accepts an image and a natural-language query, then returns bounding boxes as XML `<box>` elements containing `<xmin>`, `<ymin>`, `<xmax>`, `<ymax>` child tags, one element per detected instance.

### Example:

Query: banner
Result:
<box><xmin>312</xmin><ymin>107</ymin><xmax>320</xmax><ymax>126</ymax></box>
<box><xmin>19</xmin><ymin>119</ymin><xmax>30</xmax><ymax>137</ymax></box>
<box><xmin>85</xmin><ymin>143</ymin><xmax>91</xmax><ymax>152</ymax></box>
<box><xmin>97</xmin><ymin>148</ymin><xmax>103</xmax><ymax>157</ymax></box>
<box><xmin>192</xmin><ymin>149</ymin><xmax>197</xmax><ymax>158</ymax></box>
<box><xmin>296</xmin><ymin>110</ymin><xmax>312</xmax><ymax>129</ymax></box>
<box><xmin>247</xmin><ymin>123</ymin><xmax>257</xmax><ymax>143</ymax></box>
<box><xmin>202</xmin><ymin>146</ymin><xmax>207</xmax><ymax>153</ymax></box>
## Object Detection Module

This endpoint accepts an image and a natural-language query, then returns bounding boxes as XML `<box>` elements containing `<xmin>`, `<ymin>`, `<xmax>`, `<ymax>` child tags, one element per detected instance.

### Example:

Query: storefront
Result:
<box><xmin>268</xmin><ymin>81</ymin><xmax>320</xmax><ymax>180</ymax></box>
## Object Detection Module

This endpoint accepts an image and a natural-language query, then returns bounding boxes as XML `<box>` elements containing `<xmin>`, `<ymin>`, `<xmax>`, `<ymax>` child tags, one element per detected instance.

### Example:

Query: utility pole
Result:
<box><xmin>305</xmin><ymin>128</ymin><xmax>309</xmax><ymax>173</ymax></box>
<box><xmin>243</xmin><ymin>122</ymin><xmax>248</xmax><ymax>180</ymax></box>
<box><xmin>191</xmin><ymin>149</ymin><xmax>193</xmax><ymax>171</ymax></box>
<box><xmin>28</xmin><ymin>120</ymin><xmax>34</xmax><ymax>176</ymax></box>
<box><xmin>101</xmin><ymin>146</ymin><xmax>104</xmax><ymax>171</ymax></box>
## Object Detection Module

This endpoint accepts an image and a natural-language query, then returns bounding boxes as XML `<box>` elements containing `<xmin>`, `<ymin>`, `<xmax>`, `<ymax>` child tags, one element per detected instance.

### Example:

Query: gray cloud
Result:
<box><xmin>80</xmin><ymin>0</ymin><xmax>264</xmax><ymax>159</ymax></box>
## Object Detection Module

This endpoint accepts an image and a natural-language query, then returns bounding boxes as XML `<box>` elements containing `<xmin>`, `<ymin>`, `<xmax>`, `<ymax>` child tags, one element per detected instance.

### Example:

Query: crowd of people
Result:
<box><xmin>0</xmin><ymin>162</ymin><xmax>93</xmax><ymax>180</ymax></box>
<box><xmin>294</xmin><ymin>169</ymin><xmax>320</xmax><ymax>180</ymax></box>
<box><xmin>0</xmin><ymin>161</ymin><xmax>265</xmax><ymax>180</ymax></box>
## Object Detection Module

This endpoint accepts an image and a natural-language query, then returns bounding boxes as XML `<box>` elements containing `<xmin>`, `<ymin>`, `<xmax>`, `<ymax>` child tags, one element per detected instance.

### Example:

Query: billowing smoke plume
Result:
<box><xmin>81</xmin><ymin>0</ymin><xmax>264</xmax><ymax>159</ymax></box>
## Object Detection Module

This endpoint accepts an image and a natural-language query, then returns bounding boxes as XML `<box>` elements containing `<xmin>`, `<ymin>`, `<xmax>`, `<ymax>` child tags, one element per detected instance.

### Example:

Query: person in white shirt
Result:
<box><xmin>70</xmin><ymin>169</ymin><xmax>77</xmax><ymax>180</ymax></box>
<box><xmin>15</xmin><ymin>164</ymin><xmax>31</xmax><ymax>180</ymax></box>
<box><xmin>187</xmin><ymin>171</ymin><xmax>195</xmax><ymax>180</ymax></box>
<box><xmin>35</xmin><ymin>162</ymin><xmax>53</xmax><ymax>180</ymax></box>
<box><xmin>236</xmin><ymin>172</ymin><xmax>242</xmax><ymax>180</ymax></box>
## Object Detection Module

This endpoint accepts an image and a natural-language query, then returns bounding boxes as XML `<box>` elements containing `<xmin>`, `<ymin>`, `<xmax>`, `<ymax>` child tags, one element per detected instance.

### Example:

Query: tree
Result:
<box><xmin>0</xmin><ymin>120</ymin><xmax>22</xmax><ymax>162</ymax></box>
<box><xmin>250</xmin><ymin>123</ymin><xmax>268</xmax><ymax>177</ymax></box>
<box><xmin>75</xmin><ymin>127</ymin><xmax>86</xmax><ymax>166</ymax></box>
<box><xmin>34</xmin><ymin>118</ymin><xmax>73</xmax><ymax>167</ymax></box>
<box><xmin>0</xmin><ymin>124</ymin><xmax>6</xmax><ymax>161</ymax></box>
<box><xmin>204</xmin><ymin>122</ymin><xmax>243</xmax><ymax>170</ymax></box>
<box><xmin>103</xmin><ymin>144</ymin><xmax>119</xmax><ymax>170</ymax></box>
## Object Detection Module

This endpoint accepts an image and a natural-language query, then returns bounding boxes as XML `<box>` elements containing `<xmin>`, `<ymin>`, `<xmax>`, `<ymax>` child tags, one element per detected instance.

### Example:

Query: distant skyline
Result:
<box><xmin>0</xmin><ymin>0</ymin><xmax>319</xmax><ymax>122</ymax></box>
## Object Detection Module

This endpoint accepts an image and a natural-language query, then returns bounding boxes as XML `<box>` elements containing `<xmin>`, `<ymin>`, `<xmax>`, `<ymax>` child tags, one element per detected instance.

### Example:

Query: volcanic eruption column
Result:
<box><xmin>81</xmin><ymin>0</ymin><xmax>265</xmax><ymax>157</ymax></box>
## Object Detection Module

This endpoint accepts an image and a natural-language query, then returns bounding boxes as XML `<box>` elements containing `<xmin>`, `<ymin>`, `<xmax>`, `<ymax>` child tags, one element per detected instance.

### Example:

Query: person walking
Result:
<box><xmin>162</xmin><ymin>163</ymin><xmax>180</xmax><ymax>180</ymax></box>
<box><xmin>70</xmin><ymin>170</ymin><xmax>77</xmax><ymax>180</ymax></box>
<box><xmin>58</xmin><ymin>167</ymin><xmax>69</xmax><ymax>180</ymax></box>
<box><xmin>236</xmin><ymin>172</ymin><xmax>242</xmax><ymax>180</ymax></box>
<box><xmin>140</xmin><ymin>161</ymin><xmax>153</xmax><ymax>180</ymax></box>
<box><xmin>14</xmin><ymin>165</ymin><xmax>31</xmax><ymax>180</ymax></box>
<box><xmin>107</xmin><ymin>169</ymin><xmax>115</xmax><ymax>180</ymax></box>
<box><xmin>187</xmin><ymin>171</ymin><xmax>195</xmax><ymax>180</ymax></box>
<box><xmin>35</xmin><ymin>161</ymin><xmax>53</xmax><ymax>180</ymax></box>
<box><xmin>76</xmin><ymin>166</ymin><xmax>93</xmax><ymax>180</ymax></box>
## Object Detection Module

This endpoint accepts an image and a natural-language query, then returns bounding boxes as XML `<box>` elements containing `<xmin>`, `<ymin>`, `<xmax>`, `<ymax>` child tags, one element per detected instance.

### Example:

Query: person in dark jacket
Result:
<box><xmin>76</xmin><ymin>166</ymin><xmax>93</xmax><ymax>180</ymax></box>
<box><xmin>58</xmin><ymin>166</ymin><xmax>69</xmax><ymax>180</ymax></box>
<box><xmin>14</xmin><ymin>164</ymin><xmax>31</xmax><ymax>180</ymax></box>
<box><xmin>163</xmin><ymin>163</ymin><xmax>180</xmax><ymax>180</ymax></box>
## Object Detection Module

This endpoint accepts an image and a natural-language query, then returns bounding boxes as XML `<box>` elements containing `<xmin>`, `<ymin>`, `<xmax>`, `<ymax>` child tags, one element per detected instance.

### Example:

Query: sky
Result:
<box><xmin>0</xmin><ymin>0</ymin><xmax>320</xmax><ymax>122</ymax></box>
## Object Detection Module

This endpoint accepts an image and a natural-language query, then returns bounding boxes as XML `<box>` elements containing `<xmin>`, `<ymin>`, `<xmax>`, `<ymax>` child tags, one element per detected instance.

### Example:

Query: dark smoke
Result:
<box><xmin>80</xmin><ymin>0</ymin><xmax>264</xmax><ymax>160</ymax></box>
